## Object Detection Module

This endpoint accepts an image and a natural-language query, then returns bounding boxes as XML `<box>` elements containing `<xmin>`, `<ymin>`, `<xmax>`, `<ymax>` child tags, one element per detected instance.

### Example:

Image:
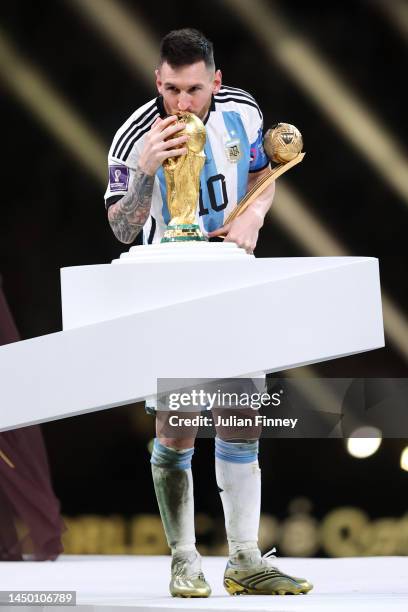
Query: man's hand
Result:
<box><xmin>208</xmin><ymin>207</ymin><xmax>264</xmax><ymax>254</ymax></box>
<box><xmin>138</xmin><ymin>116</ymin><xmax>188</xmax><ymax>176</ymax></box>
<box><xmin>208</xmin><ymin>167</ymin><xmax>275</xmax><ymax>253</ymax></box>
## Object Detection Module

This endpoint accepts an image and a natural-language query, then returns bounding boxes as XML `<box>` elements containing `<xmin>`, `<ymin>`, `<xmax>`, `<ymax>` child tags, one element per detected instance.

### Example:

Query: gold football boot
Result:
<box><xmin>170</xmin><ymin>551</ymin><xmax>212</xmax><ymax>598</ymax></box>
<box><xmin>223</xmin><ymin>549</ymin><xmax>313</xmax><ymax>596</ymax></box>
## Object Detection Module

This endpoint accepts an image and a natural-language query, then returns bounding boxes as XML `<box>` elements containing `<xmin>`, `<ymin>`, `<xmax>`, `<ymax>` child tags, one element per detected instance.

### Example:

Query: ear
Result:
<box><xmin>213</xmin><ymin>69</ymin><xmax>222</xmax><ymax>95</ymax></box>
<box><xmin>155</xmin><ymin>68</ymin><xmax>162</xmax><ymax>94</ymax></box>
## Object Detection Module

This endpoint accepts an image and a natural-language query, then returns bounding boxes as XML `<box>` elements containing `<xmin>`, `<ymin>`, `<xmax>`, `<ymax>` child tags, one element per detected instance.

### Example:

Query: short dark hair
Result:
<box><xmin>159</xmin><ymin>28</ymin><xmax>215</xmax><ymax>70</ymax></box>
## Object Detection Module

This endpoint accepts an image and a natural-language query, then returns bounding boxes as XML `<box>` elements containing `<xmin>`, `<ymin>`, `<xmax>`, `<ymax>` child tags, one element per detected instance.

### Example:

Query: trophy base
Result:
<box><xmin>161</xmin><ymin>224</ymin><xmax>205</xmax><ymax>243</ymax></box>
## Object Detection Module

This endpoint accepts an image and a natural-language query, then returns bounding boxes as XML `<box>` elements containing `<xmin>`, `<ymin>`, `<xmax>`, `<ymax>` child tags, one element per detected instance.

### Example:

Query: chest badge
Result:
<box><xmin>225</xmin><ymin>138</ymin><xmax>242</xmax><ymax>163</ymax></box>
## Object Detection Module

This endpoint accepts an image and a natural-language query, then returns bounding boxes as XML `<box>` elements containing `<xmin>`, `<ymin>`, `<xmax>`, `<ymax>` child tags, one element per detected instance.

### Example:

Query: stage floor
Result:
<box><xmin>0</xmin><ymin>555</ymin><xmax>407</xmax><ymax>611</ymax></box>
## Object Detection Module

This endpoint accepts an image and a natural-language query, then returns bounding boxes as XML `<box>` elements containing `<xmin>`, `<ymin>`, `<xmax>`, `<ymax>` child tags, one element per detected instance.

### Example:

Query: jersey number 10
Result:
<box><xmin>199</xmin><ymin>174</ymin><xmax>228</xmax><ymax>216</ymax></box>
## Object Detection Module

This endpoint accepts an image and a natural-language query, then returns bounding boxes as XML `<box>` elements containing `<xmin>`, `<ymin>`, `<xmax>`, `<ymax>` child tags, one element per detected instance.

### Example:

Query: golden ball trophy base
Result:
<box><xmin>223</xmin><ymin>152</ymin><xmax>305</xmax><ymax>226</ymax></box>
<box><xmin>161</xmin><ymin>224</ymin><xmax>205</xmax><ymax>243</ymax></box>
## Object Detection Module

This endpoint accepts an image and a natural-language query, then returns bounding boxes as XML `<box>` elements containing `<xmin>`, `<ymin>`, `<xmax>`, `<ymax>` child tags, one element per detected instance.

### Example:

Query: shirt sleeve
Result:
<box><xmin>249</xmin><ymin>127</ymin><xmax>269</xmax><ymax>173</ymax></box>
<box><xmin>237</xmin><ymin>91</ymin><xmax>269</xmax><ymax>173</ymax></box>
<box><xmin>103</xmin><ymin>110</ymin><xmax>146</xmax><ymax>210</ymax></box>
<box><xmin>104</xmin><ymin>161</ymin><xmax>135</xmax><ymax>210</ymax></box>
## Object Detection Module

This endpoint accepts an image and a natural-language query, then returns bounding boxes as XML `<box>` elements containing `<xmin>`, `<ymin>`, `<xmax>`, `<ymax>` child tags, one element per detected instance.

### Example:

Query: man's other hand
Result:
<box><xmin>208</xmin><ymin>208</ymin><xmax>264</xmax><ymax>254</ymax></box>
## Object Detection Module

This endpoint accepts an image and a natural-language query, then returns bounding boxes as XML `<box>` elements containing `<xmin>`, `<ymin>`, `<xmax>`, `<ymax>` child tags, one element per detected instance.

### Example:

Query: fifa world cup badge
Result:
<box><xmin>224</xmin><ymin>138</ymin><xmax>242</xmax><ymax>163</ymax></box>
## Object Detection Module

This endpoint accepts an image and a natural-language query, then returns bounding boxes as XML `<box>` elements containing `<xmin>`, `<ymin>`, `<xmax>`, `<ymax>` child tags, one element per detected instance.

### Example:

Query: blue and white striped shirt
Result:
<box><xmin>105</xmin><ymin>86</ymin><xmax>269</xmax><ymax>243</ymax></box>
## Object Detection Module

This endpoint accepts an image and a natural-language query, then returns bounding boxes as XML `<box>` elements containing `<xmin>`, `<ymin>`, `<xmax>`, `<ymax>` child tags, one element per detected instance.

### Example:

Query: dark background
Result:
<box><xmin>1</xmin><ymin>0</ymin><xmax>407</xmax><ymax>544</ymax></box>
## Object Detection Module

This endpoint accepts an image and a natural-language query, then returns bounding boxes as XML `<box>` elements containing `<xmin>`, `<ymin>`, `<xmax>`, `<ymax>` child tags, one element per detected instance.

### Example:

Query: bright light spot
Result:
<box><xmin>346</xmin><ymin>427</ymin><xmax>382</xmax><ymax>458</ymax></box>
<box><xmin>400</xmin><ymin>447</ymin><xmax>408</xmax><ymax>472</ymax></box>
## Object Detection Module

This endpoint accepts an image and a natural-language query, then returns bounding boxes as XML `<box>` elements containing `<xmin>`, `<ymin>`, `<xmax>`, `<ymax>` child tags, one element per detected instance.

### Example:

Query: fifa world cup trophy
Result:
<box><xmin>161</xmin><ymin>112</ymin><xmax>206</xmax><ymax>242</ymax></box>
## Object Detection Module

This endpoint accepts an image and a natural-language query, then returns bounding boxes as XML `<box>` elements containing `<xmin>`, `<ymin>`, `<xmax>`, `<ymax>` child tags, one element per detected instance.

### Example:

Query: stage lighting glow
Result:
<box><xmin>346</xmin><ymin>427</ymin><xmax>382</xmax><ymax>458</ymax></box>
<box><xmin>400</xmin><ymin>446</ymin><xmax>408</xmax><ymax>471</ymax></box>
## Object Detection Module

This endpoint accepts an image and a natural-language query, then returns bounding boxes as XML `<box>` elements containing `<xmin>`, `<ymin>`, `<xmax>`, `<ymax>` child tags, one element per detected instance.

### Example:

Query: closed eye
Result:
<box><xmin>164</xmin><ymin>85</ymin><xmax>203</xmax><ymax>93</ymax></box>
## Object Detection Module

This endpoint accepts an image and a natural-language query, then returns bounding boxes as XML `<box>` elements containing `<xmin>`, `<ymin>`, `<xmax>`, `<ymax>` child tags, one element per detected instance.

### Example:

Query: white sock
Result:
<box><xmin>215</xmin><ymin>439</ymin><xmax>261</xmax><ymax>558</ymax></box>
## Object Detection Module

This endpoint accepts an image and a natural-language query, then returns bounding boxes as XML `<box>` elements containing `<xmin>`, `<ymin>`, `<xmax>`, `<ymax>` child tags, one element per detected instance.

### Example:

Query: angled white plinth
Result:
<box><xmin>0</xmin><ymin>244</ymin><xmax>384</xmax><ymax>431</ymax></box>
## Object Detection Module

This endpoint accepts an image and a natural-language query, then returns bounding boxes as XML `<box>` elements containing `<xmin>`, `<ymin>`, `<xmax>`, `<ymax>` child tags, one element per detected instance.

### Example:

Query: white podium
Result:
<box><xmin>0</xmin><ymin>243</ymin><xmax>384</xmax><ymax>431</ymax></box>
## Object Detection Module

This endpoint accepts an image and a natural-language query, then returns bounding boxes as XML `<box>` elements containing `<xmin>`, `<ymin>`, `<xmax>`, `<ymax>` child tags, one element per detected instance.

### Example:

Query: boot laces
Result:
<box><xmin>260</xmin><ymin>547</ymin><xmax>279</xmax><ymax>572</ymax></box>
<box><xmin>263</xmin><ymin>546</ymin><xmax>277</xmax><ymax>560</ymax></box>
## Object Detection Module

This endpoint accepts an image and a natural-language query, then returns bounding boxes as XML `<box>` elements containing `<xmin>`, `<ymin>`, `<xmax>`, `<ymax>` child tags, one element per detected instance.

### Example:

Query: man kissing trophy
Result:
<box><xmin>105</xmin><ymin>28</ymin><xmax>311</xmax><ymax>599</ymax></box>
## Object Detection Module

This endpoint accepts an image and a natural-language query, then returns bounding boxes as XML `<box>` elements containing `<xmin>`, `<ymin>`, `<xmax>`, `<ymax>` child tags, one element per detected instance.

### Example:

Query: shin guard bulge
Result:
<box><xmin>151</xmin><ymin>439</ymin><xmax>195</xmax><ymax>555</ymax></box>
<box><xmin>215</xmin><ymin>437</ymin><xmax>261</xmax><ymax>558</ymax></box>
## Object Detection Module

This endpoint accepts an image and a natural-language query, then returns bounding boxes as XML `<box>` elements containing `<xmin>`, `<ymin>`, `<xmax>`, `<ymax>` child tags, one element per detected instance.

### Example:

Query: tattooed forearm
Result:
<box><xmin>108</xmin><ymin>167</ymin><xmax>154</xmax><ymax>243</ymax></box>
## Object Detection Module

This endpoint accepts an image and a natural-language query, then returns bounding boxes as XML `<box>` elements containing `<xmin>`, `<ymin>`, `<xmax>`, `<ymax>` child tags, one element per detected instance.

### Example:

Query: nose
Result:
<box><xmin>177</xmin><ymin>92</ymin><xmax>192</xmax><ymax>111</ymax></box>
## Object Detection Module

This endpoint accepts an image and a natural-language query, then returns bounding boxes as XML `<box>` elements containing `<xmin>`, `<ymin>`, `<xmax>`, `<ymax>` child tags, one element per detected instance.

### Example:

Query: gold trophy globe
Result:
<box><xmin>161</xmin><ymin>112</ymin><xmax>206</xmax><ymax>242</ymax></box>
<box><xmin>263</xmin><ymin>122</ymin><xmax>303</xmax><ymax>163</ymax></box>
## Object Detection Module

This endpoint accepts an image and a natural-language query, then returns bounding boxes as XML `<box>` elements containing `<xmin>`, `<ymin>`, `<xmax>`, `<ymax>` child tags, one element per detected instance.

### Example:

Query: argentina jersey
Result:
<box><xmin>104</xmin><ymin>86</ymin><xmax>269</xmax><ymax>244</ymax></box>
